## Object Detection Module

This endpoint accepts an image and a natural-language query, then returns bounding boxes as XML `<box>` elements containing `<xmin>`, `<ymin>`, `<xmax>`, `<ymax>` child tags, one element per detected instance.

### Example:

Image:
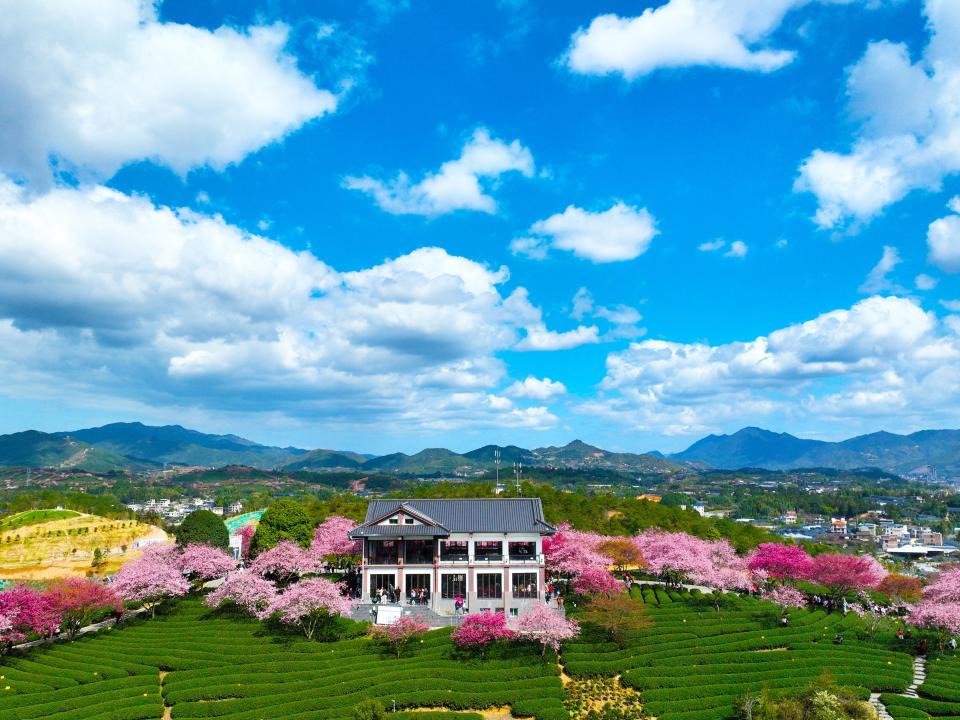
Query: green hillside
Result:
<box><xmin>0</xmin><ymin>431</ymin><xmax>140</xmax><ymax>472</ymax></box>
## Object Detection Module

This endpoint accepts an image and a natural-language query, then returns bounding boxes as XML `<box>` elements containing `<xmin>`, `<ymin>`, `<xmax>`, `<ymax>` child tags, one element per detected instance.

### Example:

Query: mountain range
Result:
<box><xmin>672</xmin><ymin>426</ymin><xmax>960</xmax><ymax>476</ymax></box>
<box><xmin>2</xmin><ymin>422</ymin><xmax>960</xmax><ymax>478</ymax></box>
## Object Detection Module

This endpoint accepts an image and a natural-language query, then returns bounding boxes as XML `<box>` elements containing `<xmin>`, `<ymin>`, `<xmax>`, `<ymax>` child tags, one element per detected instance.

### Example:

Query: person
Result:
<box><xmin>409</xmin><ymin>588</ymin><xmax>417</xmax><ymax>605</ymax></box>
<box><xmin>948</xmin><ymin>637</ymin><xmax>957</xmax><ymax>651</ymax></box>
<box><xmin>833</xmin><ymin>633</ymin><xmax>843</xmax><ymax>645</ymax></box>
<box><xmin>454</xmin><ymin>594</ymin><xmax>464</xmax><ymax>616</ymax></box>
<box><xmin>897</xmin><ymin>628</ymin><xmax>904</xmax><ymax>641</ymax></box>
<box><xmin>919</xmin><ymin>638</ymin><xmax>927</xmax><ymax>654</ymax></box>
<box><xmin>780</xmin><ymin>615</ymin><xmax>789</xmax><ymax>626</ymax></box>
<box><xmin>905</xmin><ymin>628</ymin><xmax>913</xmax><ymax>640</ymax></box>
<box><xmin>557</xmin><ymin>595</ymin><xmax>564</xmax><ymax>611</ymax></box>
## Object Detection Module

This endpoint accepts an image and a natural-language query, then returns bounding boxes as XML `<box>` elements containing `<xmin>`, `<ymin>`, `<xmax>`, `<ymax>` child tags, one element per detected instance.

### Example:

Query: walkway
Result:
<box><xmin>869</xmin><ymin>655</ymin><xmax>927</xmax><ymax>720</ymax></box>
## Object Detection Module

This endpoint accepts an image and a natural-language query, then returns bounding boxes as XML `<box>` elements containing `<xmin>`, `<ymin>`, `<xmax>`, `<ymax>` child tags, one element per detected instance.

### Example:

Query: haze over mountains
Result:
<box><xmin>1</xmin><ymin>422</ymin><xmax>959</xmax><ymax>478</ymax></box>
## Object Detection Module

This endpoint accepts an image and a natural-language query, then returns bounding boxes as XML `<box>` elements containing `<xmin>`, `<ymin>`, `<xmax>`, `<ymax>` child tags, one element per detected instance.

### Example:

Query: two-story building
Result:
<box><xmin>348</xmin><ymin>498</ymin><xmax>555</xmax><ymax>616</ymax></box>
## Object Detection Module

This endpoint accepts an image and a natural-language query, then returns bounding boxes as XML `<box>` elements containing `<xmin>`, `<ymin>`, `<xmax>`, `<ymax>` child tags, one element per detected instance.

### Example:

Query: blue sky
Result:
<box><xmin>3</xmin><ymin>0</ymin><xmax>960</xmax><ymax>454</ymax></box>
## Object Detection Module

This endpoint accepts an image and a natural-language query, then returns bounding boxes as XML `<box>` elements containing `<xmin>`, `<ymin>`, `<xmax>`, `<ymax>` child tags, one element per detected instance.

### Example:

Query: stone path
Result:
<box><xmin>869</xmin><ymin>655</ymin><xmax>927</xmax><ymax>720</ymax></box>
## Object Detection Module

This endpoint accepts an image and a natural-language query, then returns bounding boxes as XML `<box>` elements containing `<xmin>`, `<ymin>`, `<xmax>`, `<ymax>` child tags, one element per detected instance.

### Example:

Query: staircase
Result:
<box><xmin>350</xmin><ymin>603</ymin><xmax>462</xmax><ymax>627</ymax></box>
<box><xmin>869</xmin><ymin>655</ymin><xmax>927</xmax><ymax>720</ymax></box>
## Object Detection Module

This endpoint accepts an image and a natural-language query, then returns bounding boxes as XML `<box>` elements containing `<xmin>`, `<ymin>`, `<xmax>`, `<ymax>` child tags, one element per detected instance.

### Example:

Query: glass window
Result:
<box><xmin>369</xmin><ymin>574</ymin><xmax>395</xmax><ymax>593</ymax></box>
<box><xmin>441</xmin><ymin>573</ymin><xmax>466</xmax><ymax>599</ymax></box>
<box><xmin>404</xmin><ymin>540</ymin><xmax>433</xmax><ymax>564</ymax></box>
<box><xmin>508</xmin><ymin>541</ymin><xmax>536</xmax><ymax>560</ymax></box>
<box><xmin>369</xmin><ymin>540</ymin><xmax>397</xmax><ymax>564</ymax></box>
<box><xmin>512</xmin><ymin>573</ymin><xmax>538</xmax><ymax>599</ymax></box>
<box><xmin>477</xmin><ymin>573</ymin><xmax>502</xmax><ymax>599</ymax></box>
<box><xmin>440</xmin><ymin>540</ymin><xmax>468</xmax><ymax>561</ymax></box>
<box><xmin>388</xmin><ymin>518</ymin><xmax>399</xmax><ymax>524</ymax></box>
<box><xmin>475</xmin><ymin>540</ymin><xmax>503</xmax><ymax>561</ymax></box>
<box><xmin>405</xmin><ymin>574</ymin><xmax>430</xmax><ymax>598</ymax></box>
<box><xmin>404</xmin><ymin>518</ymin><xmax>415</xmax><ymax>524</ymax></box>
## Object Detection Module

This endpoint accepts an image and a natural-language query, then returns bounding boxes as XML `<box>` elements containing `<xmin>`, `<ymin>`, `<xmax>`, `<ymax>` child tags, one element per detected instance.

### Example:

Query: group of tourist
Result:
<box><xmin>408</xmin><ymin>587</ymin><xmax>430</xmax><ymax>605</ymax></box>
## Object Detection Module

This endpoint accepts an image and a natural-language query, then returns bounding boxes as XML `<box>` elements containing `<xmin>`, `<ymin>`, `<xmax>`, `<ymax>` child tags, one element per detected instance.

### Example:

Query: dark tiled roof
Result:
<box><xmin>349</xmin><ymin>498</ymin><xmax>555</xmax><ymax>539</ymax></box>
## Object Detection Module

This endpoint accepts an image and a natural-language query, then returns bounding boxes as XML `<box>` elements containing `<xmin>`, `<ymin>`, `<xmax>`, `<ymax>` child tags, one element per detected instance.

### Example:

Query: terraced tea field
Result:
<box><xmin>0</xmin><ymin>598</ymin><xmax>566</xmax><ymax>720</ymax></box>
<box><xmin>882</xmin><ymin>655</ymin><xmax>960</xmax><ymax>719</ymax></box>
<box><xmin>563</xmin><ymin>586</ymin><xmax>916</xmax><ymax>720</ymax></box>
<box><xmin>0</xmin><ymin>587</ymin><xmax>931</xmax><ymax>720</ymax></box>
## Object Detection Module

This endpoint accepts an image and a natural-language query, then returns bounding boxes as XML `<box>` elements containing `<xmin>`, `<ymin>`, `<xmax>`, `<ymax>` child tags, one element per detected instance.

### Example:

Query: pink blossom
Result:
<box><xmin>451</xmin><ymin>611</ymin><xmax>514</xmax><ymax>648</ymax></box>
<box><xmin>111</xmin><ymin>553</ymin><xmax>190</xmax><ymax>617</ymax></box>
<box><xmin>205</xmin><ymin>571</ymin><xmax>278</xmax><ymax>619</ymax></box>
<box><xmin>178</xmin><ymin>544</ymin><xmax>237</xmax><ymax>585</ymax></box>
<box><xmin>369</xmin><ymin>615</ymin><xmax>429</xmax><ymax>657</ymax></box>
<box><xmin>508</xmin><ymin>604</ymin><xmax>579</xmax><ymax>653</ymax></box>
<box><xmin>0</xmin><ymin>585</ymin><xmax>59</xmax><ymax>645</ymax></box>
<box><xmin>748</xmin><ymin>544</ymin><xmax>814</xmax><ymax>581</ymax></box>
<box><xmin>238</xmin><ymin>525</ymin><xmax>256</xmax><ymax>559</ymax></box>
<box><xmin>250</xmin><ymin>540</ymin><xmax>322</xmax><ymax>584</ymax></box>
<box><xmin>635</xmin><ymin>530</ymin><xmax>751</xmax><ymax>590</ymax></box>
<box><xmin>268</xmin><ymin>577</ymin><xmax>354</xmax><ymax>640</ymax></box>
<box><xmin>44</xmin><ymin>577</ymin><xmax>120</xmax><ymax>639</ymax></box>
<box><xmin>544</xmin><ymin>524</ymin><xmax>619</xmax><ymax>594</ymax></box>
<box><xmin>909</xmin><ymin>564</ymin><xmax>960</xmax><ymax>635</ymax></box>
<box><xmin>311</xmin><ymin>516</ymin><xmax>361</xmax><ymax>561</ymax></box>
<box><xmin>762</xmin><ymin>585</ymin><xmax>806</xmax><ymax>610</ymax></box>
<box><xmin>807</xmin><ymin>553</ymin><xmax>886</xmax><ymax>600</ymax></box>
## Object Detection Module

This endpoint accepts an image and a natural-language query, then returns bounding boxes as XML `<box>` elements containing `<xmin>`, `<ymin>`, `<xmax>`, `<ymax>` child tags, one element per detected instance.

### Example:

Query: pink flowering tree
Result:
<box><xmin>544</xmin><ymin>524</ymin><xmax>619</xmax><ymax>594</ymax></box>
<box><xmin>0</xmin><ymin>585</ymin><xmax>59</xmax><ymax>649</ymax></box>
<box><xmin>250</xmin><ymin>540</ymin><xmax>322</xmax><ymax>586</ymax></box>
<box><xmin>508</xmin><ymin>604</ymin><xmax>580</xmax><ymax>657</ymax></box>
<box><xmin>178</xmin><ymin>544</ymin><xmax>237</xmax><ymax>589</ymax></box>
<box><xmin>451</xmin><ymin>611</ymin><xmax>514</xmax><ymax>654</ymax></box>
<box><xmin>238</xmin><ymin>525</ymin><xmax>256</xmax><ymax>560</ymax></box>
<box><xmin>205</xmin><ymin>572</ymin><xmax>278</xmax><ymax>619</ymax></box>
<box><xmin>44</xmin><ymin>577</ymin><xmax>120</xmax><ymax>639</ymax></box>
<box><xmin>635</xmin><ymin>530</ymin><xmax>751</xmax><ymax>591</ymax></box>
<box><xmin>111</xmin><ymin>553</ymin><xmax>191</xmax><ymax>618</ymax></box>
<box><xmin>369</xmin><ymin>615</ymin><xmax>430</xmax><ymax>657</ymax></box>
<box><xmin>761</xmin><ymin>585</ymin><xmax>806</xmax><ymax>613</ymax></box>
<box><xmin>268</xmin><ymin>577</ymin><xmax>354</xmax><ymax>640</ymax></box>
<box><xmin>311</xmin><ymin>516</ymin><xmax>361</xmax><ymax>567</ymax></box>
<box><xmin>807</xmin><ymin>553</ymin><xmax>886</xmax><ymax>605</ymax></box>
<box><xmin>747</xmin><ymin>544</ymin><xmax>814</xmax><ymax>583</ymax></box>
<box><xmin>909</xmin><ymin>564</ymin><xmax>960</xmax><ymax>646</ymax></box>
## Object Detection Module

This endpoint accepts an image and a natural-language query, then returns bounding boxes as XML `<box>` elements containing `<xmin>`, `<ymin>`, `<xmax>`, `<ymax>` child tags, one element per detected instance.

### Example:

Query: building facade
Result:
<box><xmin>349</xmin><ymin>498</ymin><xmax>555</xmax><ymax>616</ymax></box>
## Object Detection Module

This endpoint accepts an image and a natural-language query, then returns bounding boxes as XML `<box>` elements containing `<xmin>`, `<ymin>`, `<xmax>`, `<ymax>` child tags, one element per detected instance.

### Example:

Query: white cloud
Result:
<box><xmin>0</xmin><ymin>0</ymin><xmax>337</xmax><ymax>184</ymax></box>
<box><xmin>506</xmin><ymin>376</ymin><xmax>567</xmax><ymax>400</ymax></box>
<box><xmin>859</xmin><ymin>245</ymin><xmax>902</xmax><ymax>293</ymax></box>
<box><xmin>928</xmin><ymin>199</ymin><xmax>960</xmax><ymax>273</ymax></box>
<box><xmin>570</xmin><ymin>287</ymin><xmax>645</xmax><ymax>340</ymax></box>
<box><xmin>796</xmin><ymin>2</ymin><xmax>960</xmax><ymax>229</ymax></box>
<box><xmin>698</xmin><ymin>239</ymin><xmax>727</xmax><ymax>252</ymax></box>
<box><xmin>915</xmin><ymin>273</ymin><xmax>939</xmax><ymax>290</ymax></box>
<box><xmin>699</xmin><ymin>238</ymin><xmax>748</xmax><ymax>257</ymax></box>
<box><xmin>725</xmin><ymin>240</ymin><xmax>749</xmax><ymax>257</ymax></box>
<box><xmin>583</xmin><ymin>295</ymin><xmax>960</xmax><ymax>436</ymax></box>
<box><xmin>0</xmin><ymin>179</ymin><xmax>581</xmax><ymax>432</ymax></box>
<box><xmin>343</xmin><ymin>128</ymin><xmax>534</xmax><ymax>216</ymax></box>
<box><xmin>517</xmin><ymin>202</ymin><xmax>659</xmax><ymax>263</ymax></box>
<box><xmin>564</xmin><ymin>0</ymin><xmax>864</xmax><ymax>80</ymax></box>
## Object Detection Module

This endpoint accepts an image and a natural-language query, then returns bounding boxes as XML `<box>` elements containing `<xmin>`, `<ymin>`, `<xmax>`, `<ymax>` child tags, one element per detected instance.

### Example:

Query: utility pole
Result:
<box><xmin>514</xmin><ymin>461</ymin><xmax>522</xmax><ymax>496</ymax></box>
<box><xmin>494</xmin><ymin>448</ymin><xmax>503</xmax><ymax>494</ymax></box>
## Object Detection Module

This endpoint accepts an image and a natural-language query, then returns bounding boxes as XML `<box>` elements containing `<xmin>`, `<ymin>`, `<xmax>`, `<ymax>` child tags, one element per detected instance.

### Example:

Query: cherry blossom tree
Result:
<box><xmin>369</xmin><ymin>615</ymin><xmax>429</xmax><ymax>657</ymax></box>
<box><xmin>508</xmin><ymin>603</ymin><xmax>580</xmax><ymax>656</ymax></box>
<box><xmin>452</xmin><ymin>611</ymin><xmax>514</xmax><ymax>651</ymax></box>
<box><xmin>238</xmin><ymin>525</ymin><xmax>256</xmax><ymax>559</ymax></box>
<box><xmin>311</xmin><ymin>516</ymin><xmax>361</xmax><ymax>566</ymax></box>
<box><xmin>747</xmin><ymin>544</ymin><xmax>814</xmax><ymax>581</ymax></box>
<box><xmin>111</xmin><ymin>553</ymin><xmax>191</xmax><ymax>618</ymax></box>
<box><xmin>635</xmin><ymin>530</ymin><xmax>750</xmax><ymax>591</ymax></box>
<box><xmin>177</xmin><ymin>544</ymin><xmax>237</xmax><ymax>589</ymax></box>
<box><xmin>910</xmin><ymin>564</ymin><xmax>960</xmax><ymax>643</ymax></box>
<box><xmin>250</xmin><ymin>540</ymin><xmax>322</xmax><ymax>585</ymax></box>
<box><xmin>205</xmin><ymin>571</ymin><xmax>278</xmax><ymax>619</ymax></box>
<box><xmin>0</xmin><ymin>585</ymin><xmax>59</xmax><ymax>649</ymax></box>
<box><xmin>807</xmin><ymin>553</ymin><xmax>886</xmax><ymax>605</ymax></box>
<box><xmin>44</xmin><ymin>577</ymin><xmax>120</xmax><ymax>639</ymax></box>
<box><xmin>544</xmin><ymin>523</ymin><xmax>619</xmax><ymax>594</ymax></box>
<box><xmin>268</xmin><ymin>577</ymin><xmax>354</xmax><ymax>640</ymax></box>
<box><xmin>761</xmin><ymin>585</ymin><xmax>806</xmax><ymax>611</ymax></box>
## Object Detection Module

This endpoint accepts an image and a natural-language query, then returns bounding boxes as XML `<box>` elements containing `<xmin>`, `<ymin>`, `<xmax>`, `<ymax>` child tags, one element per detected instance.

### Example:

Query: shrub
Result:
<box><xmin>174</xmin><ymin>510</ymin><xmax>229</xmax><ymax>550</ymax></box>
<box><xmin>353</xmin><ymin>698</ymin><xmax>385</xmax><ymax>720</ymax></box>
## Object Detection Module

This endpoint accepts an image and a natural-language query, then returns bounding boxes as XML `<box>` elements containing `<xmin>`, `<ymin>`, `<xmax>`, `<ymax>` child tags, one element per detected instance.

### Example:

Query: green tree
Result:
<box><xmin>249</xmin><ymin>498</ymin><xmax>312</xmax><ymax>556</ymax></box>
<box><xmin>174</xmin><ymin>510</ymin><xmax>229</xmax><ymax>549</ymax></box>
